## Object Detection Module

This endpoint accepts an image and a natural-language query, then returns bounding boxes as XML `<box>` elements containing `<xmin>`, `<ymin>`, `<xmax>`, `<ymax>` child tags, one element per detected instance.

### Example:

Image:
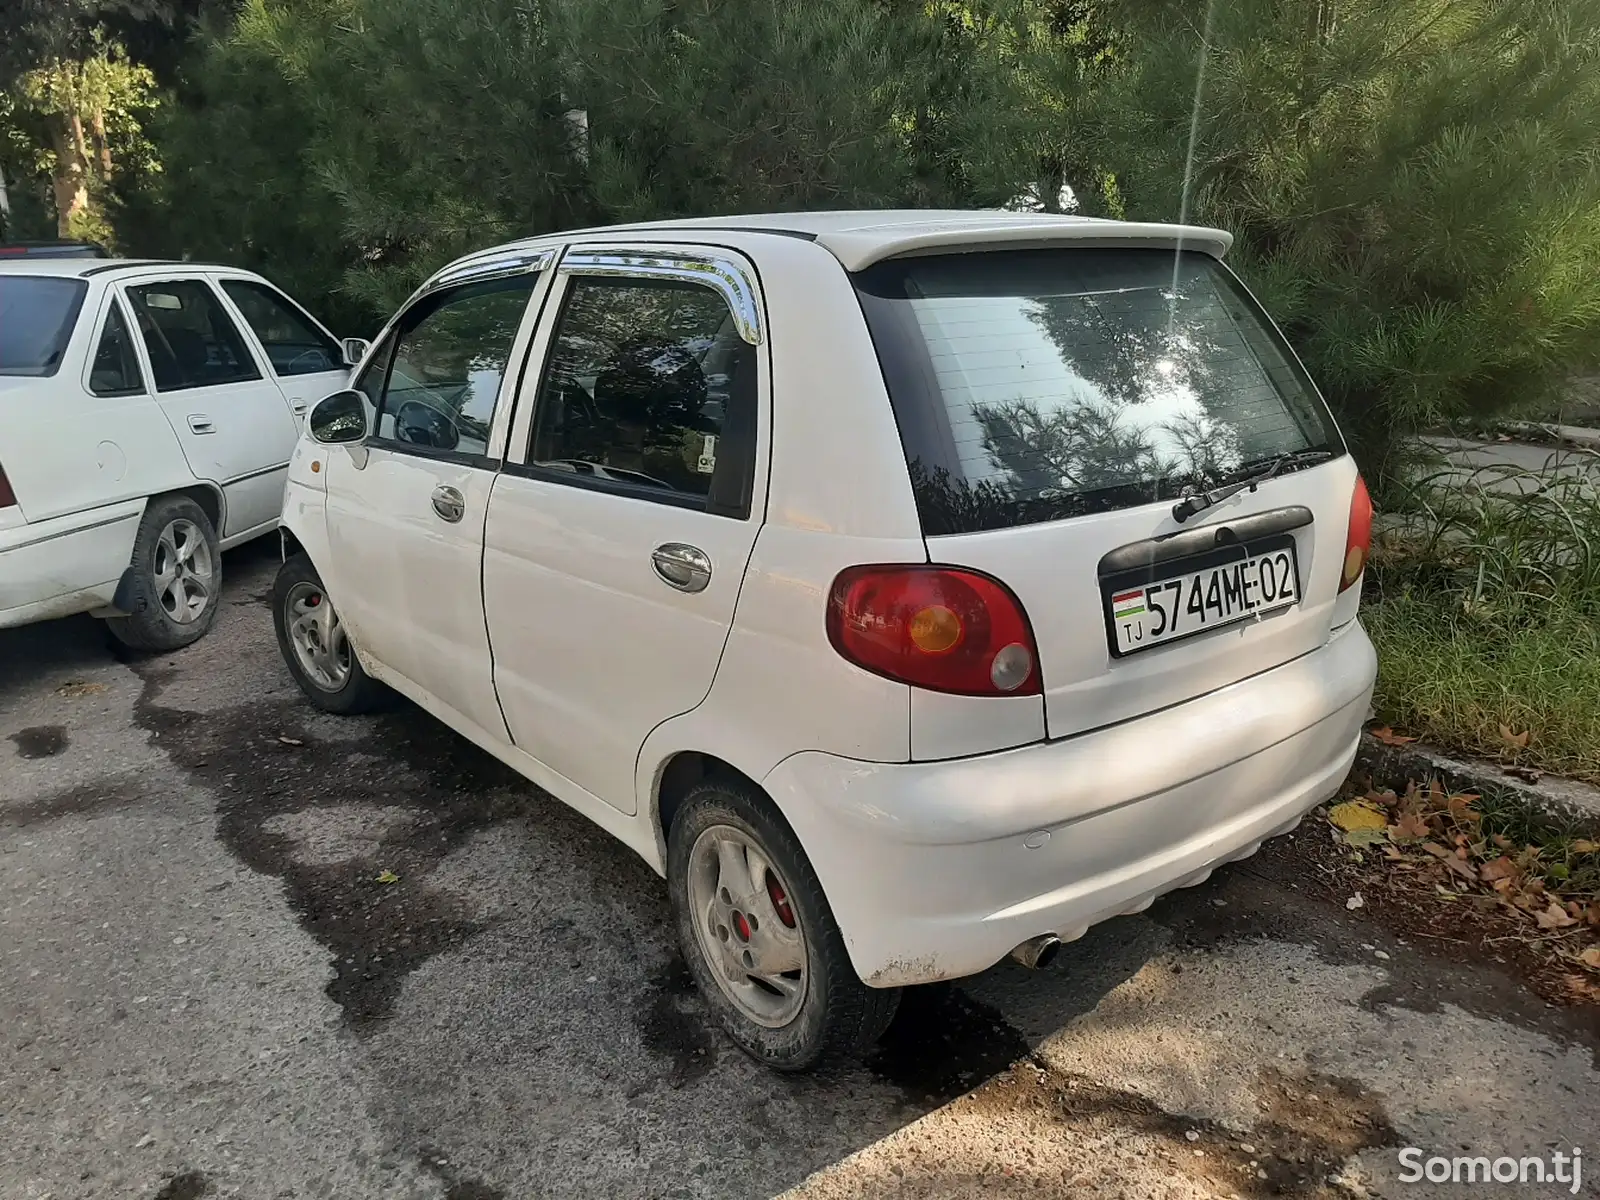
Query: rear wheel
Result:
<box><xmin>667</xmin><ymin>775</ymin><xmax>900</xmax><ymax>1071</ymax></box>
<box><xmin>105</xmin><ymin>495</ymin><xmax>221</xmax><ymax>652</ymax></box>
<box><xmin>272</xmin><ymin>553</ymin><xmax>387</xmax><ymax>714</ymax></box>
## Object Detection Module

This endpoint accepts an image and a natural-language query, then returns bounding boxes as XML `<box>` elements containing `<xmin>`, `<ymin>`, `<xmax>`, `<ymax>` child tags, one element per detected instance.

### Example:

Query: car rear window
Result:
<box><xmin>853</xmin><ymin>248</ymin><xmax>1344</xmax><ymax>535</ymax></box>
<box><xmin>0</xmin><ymin>276</ymin><xmax>88</xmax><ymax>377</ymax></box>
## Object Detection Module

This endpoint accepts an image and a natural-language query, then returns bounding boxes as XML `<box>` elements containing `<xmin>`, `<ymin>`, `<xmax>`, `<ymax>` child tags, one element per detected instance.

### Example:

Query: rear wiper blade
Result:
<box><xmin>1171</xmin><ymin>449</ymin><xmax>1334</xmax><ymax>524</ymax></box>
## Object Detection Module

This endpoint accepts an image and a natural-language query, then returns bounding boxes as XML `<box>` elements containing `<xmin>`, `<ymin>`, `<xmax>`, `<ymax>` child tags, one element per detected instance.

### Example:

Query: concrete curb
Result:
<box><xmin>1355</xmin><ymin>732</ymin><xmax>1600</xmax><ymax>832</ymax></box>
<box><xmin>1500</xmin><ymin>421</ymin><xmax>1600</xmax><ymax>451</ymax></box>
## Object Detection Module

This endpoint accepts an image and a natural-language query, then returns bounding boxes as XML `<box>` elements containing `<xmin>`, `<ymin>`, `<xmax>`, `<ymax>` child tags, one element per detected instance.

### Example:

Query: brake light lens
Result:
<box><xmin>0</xmin><ymin>464</ymin><xmax>15</xmax><ymax>509</ymax></box>
<box><xmin>1340</xmin><ymin>474</ymin><xmax>1373</xmax><ymax>592</ymax></box>
<box><xmin>826</xmin><ymin>565</ymin><xmax>1041</xmax><ymax>696</ymax></box>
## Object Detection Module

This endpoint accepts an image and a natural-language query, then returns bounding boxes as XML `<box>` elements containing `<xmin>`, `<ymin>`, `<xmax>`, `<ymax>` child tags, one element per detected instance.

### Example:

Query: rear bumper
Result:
<box><xmin>763</xmin><ymin>621</ymin><xmax>1377</xmax><ymax>987</ymax></box>
<box><xmin>0</xmin><ymin>500</ymin><xmax>144</xmax><ymax>629</ymax></box>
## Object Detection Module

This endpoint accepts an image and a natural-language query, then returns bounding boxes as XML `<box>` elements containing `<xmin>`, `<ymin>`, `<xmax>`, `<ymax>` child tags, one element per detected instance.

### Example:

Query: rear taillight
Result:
<box><xmin>826</xmin><ymin>565</ymin><xmax>1041</xmax><ymax>696</ymax></box>
<box><xmin>1340</xmin><ymin>474</ymin><xmax>1373</xmax><ymax>592</ymax></box>
<box><xmin>0</xmin><ymin>464</ymin><xmax>15</xmax><ymax>509</ymax></box>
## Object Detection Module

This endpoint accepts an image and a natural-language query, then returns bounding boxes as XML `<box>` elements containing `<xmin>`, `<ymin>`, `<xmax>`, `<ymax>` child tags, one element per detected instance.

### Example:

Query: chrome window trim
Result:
<box><xmin>405</xmin><ymin>248</ymin><xmax>557</xmax><ymax>309</ymax></box>
<box><xmin>559</xmin><ymin>250</ymin><xmax>764</xmax><ymax>345</ymax></box>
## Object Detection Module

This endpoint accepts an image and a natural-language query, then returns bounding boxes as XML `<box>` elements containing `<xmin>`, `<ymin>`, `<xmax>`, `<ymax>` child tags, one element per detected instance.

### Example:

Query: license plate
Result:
<box><xmin>1105</xmin><ymin>543</ymin><xmax>1299</xmax><ymax>656</ymax></box>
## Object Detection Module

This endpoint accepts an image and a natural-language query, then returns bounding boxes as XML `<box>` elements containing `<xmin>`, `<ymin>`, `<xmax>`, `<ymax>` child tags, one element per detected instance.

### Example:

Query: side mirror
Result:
<box><xmin>308</xmin><ymin>389</ymin><xmax>369</xmax><ymax>445</ymax></box>
<box><xmin>341</xmin><ymin>337</ymin><xmax>372</xmax><ymax>368</ymax></box>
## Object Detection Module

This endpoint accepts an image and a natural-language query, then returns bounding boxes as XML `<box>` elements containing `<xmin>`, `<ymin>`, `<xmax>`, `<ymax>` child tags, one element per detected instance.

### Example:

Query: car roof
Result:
<box><xmin>478</xmin><ymin>209</ymin><xmax>1233</xmax><ymax>273</ymax></box>
<box><xmin>0</xmin><ymin>258</ymin><xmax>243</xmax><ymax>280</ymax></box>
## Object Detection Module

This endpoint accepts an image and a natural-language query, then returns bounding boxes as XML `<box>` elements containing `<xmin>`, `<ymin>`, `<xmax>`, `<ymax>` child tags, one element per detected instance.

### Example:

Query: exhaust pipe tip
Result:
<box><xmin>1009</xmin><ymin>934</ymin><xmax>1062</xmax><ymax>971</ymax></box>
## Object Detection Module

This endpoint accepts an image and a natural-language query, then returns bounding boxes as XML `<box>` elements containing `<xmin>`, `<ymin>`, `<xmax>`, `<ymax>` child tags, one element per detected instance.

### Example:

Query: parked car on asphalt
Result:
<box><xmin>0</xmin><ymin>256</ymin><xmax>367</xmax><ymax>649</ymax></box>
<box><xmin>273</xmin><ymin>210</ymin><xmax>1378</xmax><ymax>1069</ymax></box>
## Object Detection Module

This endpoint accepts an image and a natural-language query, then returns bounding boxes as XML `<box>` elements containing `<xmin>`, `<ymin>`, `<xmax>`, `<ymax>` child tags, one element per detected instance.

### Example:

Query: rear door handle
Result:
<box><xmin>431</xmin><ymin>484</ymin><xmax>466</xmax><ymax>523</ymax></box>
<box><xmin>651</xmin><ymin>543</ymin><xmax>712</xmax><ymax>593</ymax></box>
<box><xmin>188</xmin><ymin>415</ymin><xmax>215</xmax><ymax>435</ymax></box>
<box><xmin>291</xmin><ymin>400</ymin><xmax>308</xmax><ymax>418</ymax></box>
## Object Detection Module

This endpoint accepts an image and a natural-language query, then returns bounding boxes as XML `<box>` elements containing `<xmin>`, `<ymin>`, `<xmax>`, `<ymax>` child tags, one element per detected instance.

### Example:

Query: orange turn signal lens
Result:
<box><xmin>908</xmin><ymin>605</ymin><xmax>962</xmax><ymax>654</ymax></box>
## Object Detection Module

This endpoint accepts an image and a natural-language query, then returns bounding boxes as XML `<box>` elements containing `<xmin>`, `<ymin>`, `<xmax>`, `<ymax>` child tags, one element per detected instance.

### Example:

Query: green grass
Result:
<box><xmin>1365</xmin><ymin>454</ymin><xmax>1600</xmax><ymax>782</ymax></box>
<box><xmin>1366</xmin><ymin>596</ymin><xmax>1600</xmax><ymax>782</ymax></box>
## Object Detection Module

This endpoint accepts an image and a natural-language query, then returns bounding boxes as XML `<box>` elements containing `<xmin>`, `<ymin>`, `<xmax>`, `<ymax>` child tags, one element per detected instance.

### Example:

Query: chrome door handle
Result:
<box><xmin>651</xmin><ymin>543</ymin><xmax>712</xmax><ymax>593</ymax></box>
<box><xmin>431</xmin><ymin>485</ymin><xmax>466</xmax><ymax>523</ymax></box>
<box><xmin>188</xmin><ymin>415</ymin><xmax>215</xmax><ymax>434</ymax></box>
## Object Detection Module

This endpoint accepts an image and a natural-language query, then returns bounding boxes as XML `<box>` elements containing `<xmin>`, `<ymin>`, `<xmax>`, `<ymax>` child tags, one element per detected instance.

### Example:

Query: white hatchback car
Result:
<box><xmin>0</xmin><ymin>255</ymin><xmax>363</xmax><ymax>648</ymax></box>
<box><xmin>274</xmin><ymin>211</ymin><xmax>1377</xmax><ymax>1069</ymax></box>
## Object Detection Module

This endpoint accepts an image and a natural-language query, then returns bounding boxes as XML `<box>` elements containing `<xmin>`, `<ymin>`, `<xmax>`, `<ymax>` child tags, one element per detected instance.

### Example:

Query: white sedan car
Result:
<box><xmin>274</xmin><ymin>210</ymin><xmax>1377</xmax><ymax>1069</ymax></box>
<box><xmin>0</xmin><ymin>253</ymin><xmax>364</xmax><ymax>649</ymax></box>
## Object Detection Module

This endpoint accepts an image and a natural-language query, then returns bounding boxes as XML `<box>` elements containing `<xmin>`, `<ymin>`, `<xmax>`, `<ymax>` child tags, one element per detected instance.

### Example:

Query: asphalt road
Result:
<box><xmin>3</xmin><ymin>540</ymin><xmax>1597</xmax><ymax>1200</ymax></box>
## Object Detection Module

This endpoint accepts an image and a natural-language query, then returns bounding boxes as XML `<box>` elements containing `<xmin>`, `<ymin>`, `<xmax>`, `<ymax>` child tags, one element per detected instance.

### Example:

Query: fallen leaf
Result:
<box><xmin>1421</xmin><ymin>841</ymin><xmax>1452</xmax><ymax>859</ymax></box>
<box><xmin>1446</xmin><ymin>794</ymin><xmax>1481</xmax><ymax>822</ymax></box>
<box><xmin>1369</xmin><ymin>726</ymin><xmax>1417</xmax><ymax>746</ymax></box>
<box><xmin>1389</xmin><ymin>812</ymin><xmax>1431</xmax><ymax>842</ymax></box>
<box><xmin>1480</xmin><ymin>856</ymin><xmax>1519</xmax><ymax>883</ymax></box>
<box><xmin>1577</xmin><ymin>947</ymin><xmax>1600</xmax><ymax>971</ymax></box>
<box><xmin>278</xmin><ymin>736</ymin><xmax>304</xmax><ymax>746</ymax></box>
<box><xmin>1536</xmin><ymin>900</ymin><xmax>1578</xmax><ymax>931</ymax></box>
<box><xmin>1330</xmin><ymin>802</ymin><xmax>1388</xmax><ymax>832</ymax></box>
<box><xmin>1498</xmin><ymin>723</ymin><xmax>1532</xmax><ymax>750</ymax></box>
<box><xmin>1346</xmin><ymin>893</ymin><xmax>1365</xmax><ymax>910</ymax></box>
<box><xmin>375</xmin><ymin>869</ymin><xmax>399</xmax><ymax>885</ymax></box>
<box><xmin>1572</xmin><ymin>840</ymin><xmax>1598</xmax><ymax>855</ymax></box>
<box><xmin>57</xmin><ymin>681</ymin><xmax>109</xmax><ymax>698</ymax></box>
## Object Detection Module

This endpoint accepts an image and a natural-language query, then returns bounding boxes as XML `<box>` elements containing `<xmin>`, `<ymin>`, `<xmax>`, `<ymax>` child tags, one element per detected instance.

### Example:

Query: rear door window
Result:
<box><xmin>126</xmin><ymin>280</ymin><xmax>263</xmax><ymax>391</ymax></box>
<box><xmin>854</xmin><ymin>248</ymin><xmax>1344</xmax><ymax>534</ymax></box>
<box><xmin>0</xmin><ymin>275</ymin><xmax>88</xmax><ymax>377</ymax></box>
<box><xmin>525</xmin><ymin>277</ymin><xmax>757</xmax><ymax>516</ymax></box>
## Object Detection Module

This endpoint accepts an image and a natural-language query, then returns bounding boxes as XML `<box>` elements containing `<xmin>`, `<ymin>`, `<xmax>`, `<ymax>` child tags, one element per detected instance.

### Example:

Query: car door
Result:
<box><xmin>319</xmin><ymin>255</ymin><xmax>552</xmax><ymax>741</ymax></box>
<box><xmin>485</xmin><ymin>246</ymin><xmax>768</xmax><ymax>815</ymax></box>
<box><xmin>122</xmin><ymin>276</ymin><xmax>301</xmax><ymax>539</ymax></box>
<box><xmin>214</xmin><ymin>275</ymin><xmax>351</xmax><ymax>431</ymax></box>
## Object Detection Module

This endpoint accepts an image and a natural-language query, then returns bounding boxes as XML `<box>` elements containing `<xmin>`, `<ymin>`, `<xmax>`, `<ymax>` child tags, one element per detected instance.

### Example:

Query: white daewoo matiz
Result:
<box><xmin>273</xmin><ymin>211</ymin><xmax>1377</xmax><ymax>1069</ymax></box>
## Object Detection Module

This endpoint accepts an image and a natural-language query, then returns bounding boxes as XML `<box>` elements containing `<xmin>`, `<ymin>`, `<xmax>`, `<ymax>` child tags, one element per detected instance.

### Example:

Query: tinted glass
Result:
<box><xmin>0</xmin><ymin>276</ymin><xmax>87</xmax><ymax>377</ymax></box>
<box><xmin>89</xmin><ymin>301</ymin><xmax>144</xmax><ymax>395</ymax></box>
<box><xmin>126</xmin><ymin>280</ymin><xmax>262</xmax><ymax>391</ymax></box>
<box><xmin>374</xmin><ymin>275</ymin><xmax>535</xmax><ymax>457</ymax></box>
<box><xmin>529</xmin><ymin>278</ymin><xmax>753</xmax><ymax>503</ymax></box>
<box><xmin>220</xmin><ymin>280</ymin><xmax>343</xmax><ymax>376</ymax></box>
<box><xmin>854</xmin><ymin>249</ymin><xmax>1344</xmax><ymax>535</ymax></box>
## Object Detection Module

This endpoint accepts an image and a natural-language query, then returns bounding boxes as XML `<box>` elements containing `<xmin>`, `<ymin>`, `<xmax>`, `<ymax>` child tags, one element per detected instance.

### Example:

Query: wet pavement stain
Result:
<box><xmin>2</xmin><ymin>779</ymin><xmax>142</xmax><ymax>828</ymax></box>
<box><xmin>122</xmin><ymin>654</ymin><xmax>665</xmax><ymax>1031</ymax></box>
<box><xmin>152</xmin><ymin>1170</ymin><xmax>210</xmax><ymax>1200</ymax></box>
<box><xmin>10</xmin><ymin>724</ymin><xmax>68</xmax><ymax>759</ymax></box>
<box><xmin>124</xmin><ymin>659</ymin><xmax>538</xmax><ymax>1028</ymax></box>
<box><xmin>636</xmin><ymin>955</ymin><xmax>718</xmax><ymax>1089</ymax></box>
<box><xmin>866</xmin><ymin>983</ymin><xmax>1038</xmax><ymax>1103</ymax></box>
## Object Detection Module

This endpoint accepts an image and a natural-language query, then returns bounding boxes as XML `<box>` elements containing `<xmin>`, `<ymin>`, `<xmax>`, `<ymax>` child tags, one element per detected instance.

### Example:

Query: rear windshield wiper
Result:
<box><xmin>1171</xmin><ymin>449</ymin><xmax>1335</xmax><ymax>523</ymax></box>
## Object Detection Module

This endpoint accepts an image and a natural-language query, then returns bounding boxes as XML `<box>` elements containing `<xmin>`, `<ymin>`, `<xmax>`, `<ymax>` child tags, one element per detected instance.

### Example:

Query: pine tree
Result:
<box><xmin>1089</xmin><ymin>0</ymin><xmax>1600</xmax><ymax>477</ymax></box>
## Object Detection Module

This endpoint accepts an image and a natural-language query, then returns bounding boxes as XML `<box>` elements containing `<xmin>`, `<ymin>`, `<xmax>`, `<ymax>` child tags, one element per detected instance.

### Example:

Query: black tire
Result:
<box><xmin>271</xmin><ymin>552</ymin><xmax>387</xmax><ymax>714</ymax></box>
<box><xmin>104</xmin><ymin>494</ymin><xmax>222</xmax><ymax>653</ymax></box>
<box><xmin>667</xmin><ymin>775</ymin><xmax>900</xmax><ymax>1071</ymax></box>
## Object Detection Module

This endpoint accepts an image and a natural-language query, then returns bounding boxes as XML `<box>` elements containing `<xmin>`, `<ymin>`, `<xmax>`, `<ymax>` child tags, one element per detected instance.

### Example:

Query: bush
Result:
<box><xmin>1097</xmin><ymin>0</ymin><xmax>1600</xmax><ymax>481</ymax></box>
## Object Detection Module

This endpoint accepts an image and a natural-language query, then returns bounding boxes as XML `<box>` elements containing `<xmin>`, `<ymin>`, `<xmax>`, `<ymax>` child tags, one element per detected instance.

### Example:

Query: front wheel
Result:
<box><xmin>271</xmin><ymin>553</ymin><xmax>387</xmax><ymax>714</ymax></box>
<box><xmin>668</xmin><ymin>776</ymin><xmax>900</xmax><ymax>1071</ymax></box>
